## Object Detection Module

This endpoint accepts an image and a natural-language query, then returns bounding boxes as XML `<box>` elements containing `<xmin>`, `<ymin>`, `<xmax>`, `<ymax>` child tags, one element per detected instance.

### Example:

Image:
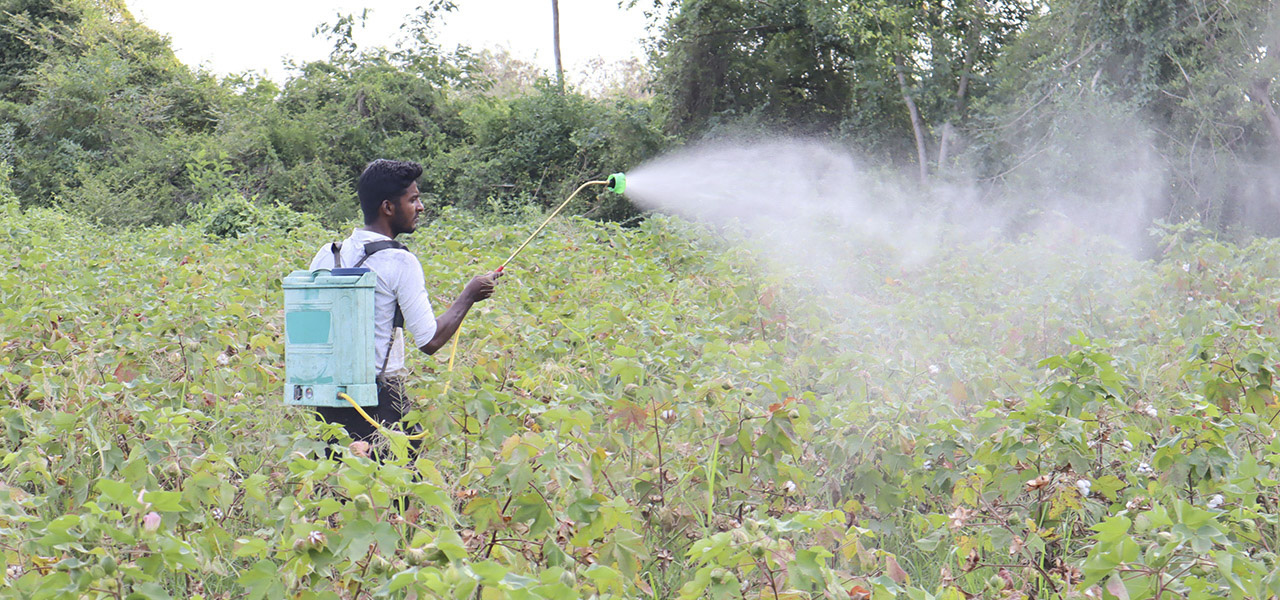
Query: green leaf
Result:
<box><xmin>95</xmin><ymin>479</ymin><xmax>142</xmax><ymax>509</ymax></box>
<box><xmin>914</xmin><ymin>528</ymin><xmax>945</xmax><ymax>552</ymax></box>
<box><xmin>792</xmin><ymin>548</ymin><xmax>830</xmax><ymax>588</ymax></box>
<box><xmin>238</xmin><ymin>559</ymin><xmax>285</xmax><ymax>600</ymax></box>
<box><xmin>388</xmin><ymin>567</ymin><xmax>419</xmax><ymax>592</ymax></box>
<box><xmin>1091</xmin><ymin>515</ymin><xmax>1132</xmax><ymax>543</ymax></box>
<box><xmin>1105</xmin><ymin>573</ymin><xmax>1130</xmax><ymax>600</ymax></box>
<box><xmin>234</xmin><ymin>537</ymin><xmax>268</xmax><ymax>558</ymax></box>
<box><xmin>127</xmin><ymin>582</ymin><xmax>173</xmax><ymax>600</ymax></box>
<box><xmin>1091</xmin><ymin>475</ymin><xmax>1126</xmax><ymax>501</ymax></box>
<box><xmin>472</xmin><ymin>560</ymin><xmax>509</xmax><ymax>584</ymax></box>
<box><xmin>143</xmin><ymin>490</ymin><xmax>187</xmax><ymax>512</ymax></box>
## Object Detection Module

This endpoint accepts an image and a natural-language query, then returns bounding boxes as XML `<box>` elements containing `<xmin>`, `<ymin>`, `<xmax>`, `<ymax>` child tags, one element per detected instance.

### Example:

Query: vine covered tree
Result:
<box><xmin>976</xmin><ymin>0</ymin><xmax>1280</xmax><ymax>230</ymax></box>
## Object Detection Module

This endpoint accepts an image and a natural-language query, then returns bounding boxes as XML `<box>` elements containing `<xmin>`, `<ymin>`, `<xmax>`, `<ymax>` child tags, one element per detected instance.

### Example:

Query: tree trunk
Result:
<box><xmin>1248</xmin><ymin>78</ymin><xmax>1280</xmax><ymax>151</ymax></box>
<box><xmin>551</xmin><ymin>0</ymin><xmax>564</xmax><ymax>93</ymax></box>
<box><xmin>938</xmin><ymin>4</ymin><xmax>982</xmax><ymax>171</ymax></box>
<box><xmin>895</xmin><ymin>54</ymin><xmax>930</xmax><ymax>184</ymax></box>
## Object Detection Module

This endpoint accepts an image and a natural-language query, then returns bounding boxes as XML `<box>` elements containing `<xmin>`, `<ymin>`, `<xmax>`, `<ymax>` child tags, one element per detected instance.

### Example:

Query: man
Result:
<box><xmin>308</xmin><ymin>158</ymin><xmax>500</xmax><ymax>448</ymax></box>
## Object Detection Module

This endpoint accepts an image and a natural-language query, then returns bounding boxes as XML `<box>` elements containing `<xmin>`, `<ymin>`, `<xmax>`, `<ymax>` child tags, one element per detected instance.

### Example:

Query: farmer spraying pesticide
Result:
<box><xmin>305</xmin><ymin>159</ymin><xmax>500</xmax><ymax>451</ymax></box>
<box><xmin>284</xmin><ymin>160</ymin><xmax>628</xmax><ymax>456</ymax></box>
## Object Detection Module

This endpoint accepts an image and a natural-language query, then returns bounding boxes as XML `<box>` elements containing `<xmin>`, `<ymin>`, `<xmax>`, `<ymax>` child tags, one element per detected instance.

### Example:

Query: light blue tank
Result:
<box><xmin>282</xmin><ymin>268</ymin><xmax>378</xmax><ymax>407</ymax></box>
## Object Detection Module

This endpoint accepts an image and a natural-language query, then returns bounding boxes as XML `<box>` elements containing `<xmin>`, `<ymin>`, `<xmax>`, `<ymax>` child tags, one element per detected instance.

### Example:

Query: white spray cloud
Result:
<box><xmin>627</xmin><ymin>139</ymin><xmax>961</xmax><ymax>273</ymax></box>
<box><xmin>624</xmin><ymin>126</ymin><xmax>1164</xmax><ymax>271</ymax></box>
<box><xmin>618</xmin><ymin>129</ymin><xmax>1166</xmax><ymax>389</ymax></box>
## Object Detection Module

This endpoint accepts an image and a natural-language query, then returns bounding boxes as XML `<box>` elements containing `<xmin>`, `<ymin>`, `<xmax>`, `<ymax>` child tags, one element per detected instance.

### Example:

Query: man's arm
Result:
<box><xmin>419</xmin><ymin>272</ymin><xmax>500</xmax><ymax>355</ymax></box>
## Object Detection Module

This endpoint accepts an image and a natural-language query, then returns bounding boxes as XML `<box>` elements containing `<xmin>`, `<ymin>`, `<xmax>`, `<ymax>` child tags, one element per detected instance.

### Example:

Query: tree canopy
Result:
<box><xmin>0</xmin><ymin>0</ymin><xmax>1276</xmax><ymax>233</ymax></box>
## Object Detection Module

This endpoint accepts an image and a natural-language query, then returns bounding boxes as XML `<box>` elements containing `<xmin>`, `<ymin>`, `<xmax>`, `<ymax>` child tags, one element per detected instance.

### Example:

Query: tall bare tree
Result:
<box><xmin>894</xmin><ymin>55</ymin><xmax>930</xmax><ymax>185</ymax></box>
<box><xmin>551</xmin><ymin>0</ymin><xmax>564</xmax><ymax>92</ymax></box>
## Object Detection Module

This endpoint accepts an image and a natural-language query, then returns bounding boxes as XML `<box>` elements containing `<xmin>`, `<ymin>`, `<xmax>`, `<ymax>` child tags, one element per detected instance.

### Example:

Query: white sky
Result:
<box><xmin>123</xmin><ymin>0</ymin><xmax>652</xmax><ymax>82</ymax></box>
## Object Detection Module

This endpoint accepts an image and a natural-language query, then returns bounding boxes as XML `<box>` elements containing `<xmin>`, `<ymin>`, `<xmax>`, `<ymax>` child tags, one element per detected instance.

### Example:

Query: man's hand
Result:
<box><xmin>421</xmin><ymin>271</ymin><xmax>502</xmax><ymax>355</ymax></box>
<box><xmin>462</xmin><ymin>271</ymin><xmax>502</xmax><ymax>303</ymax></box>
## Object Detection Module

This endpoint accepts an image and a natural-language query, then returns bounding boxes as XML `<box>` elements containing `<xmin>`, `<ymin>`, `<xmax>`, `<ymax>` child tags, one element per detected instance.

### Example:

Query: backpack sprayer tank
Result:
<box><xmin>282</xmin><ymin>268</ymin><xmax>379</xmax><ymax>407</ymax></box>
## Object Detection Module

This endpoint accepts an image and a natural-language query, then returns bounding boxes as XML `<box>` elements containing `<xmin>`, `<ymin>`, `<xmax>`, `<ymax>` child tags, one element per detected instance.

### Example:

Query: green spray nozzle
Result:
<box><xmin>606</xmin><ymin>172</ymin><xmax>626</xmax><ymax>194</ymax></box>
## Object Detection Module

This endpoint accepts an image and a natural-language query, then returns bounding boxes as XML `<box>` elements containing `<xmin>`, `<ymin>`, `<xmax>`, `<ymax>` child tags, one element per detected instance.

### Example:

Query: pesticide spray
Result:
<box><xmin>620</xmin><ymin>138</ymin><xmax>1157</xmax><ymax>266</ymax></box>
<box><xmin>609</xmin><ymin>134</ymin><xmax>1171</xmax><ymax>297</ymax></box>
<box><xmin>602</xmin><ymin>135</ymin><xmax>1162</xmax><ymax>408</ymax></box>
<box><xmin>610</xmin><ymin>139</ymin><xmax>1020</xmax><ymax>302</ymax></box>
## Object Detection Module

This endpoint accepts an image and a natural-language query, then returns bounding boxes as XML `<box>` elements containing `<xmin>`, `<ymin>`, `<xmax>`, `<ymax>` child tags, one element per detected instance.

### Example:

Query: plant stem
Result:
<box><xmin>706</xmin><ymin>439</ymin><xmax>719</xmax><ymax>529</ymax></box>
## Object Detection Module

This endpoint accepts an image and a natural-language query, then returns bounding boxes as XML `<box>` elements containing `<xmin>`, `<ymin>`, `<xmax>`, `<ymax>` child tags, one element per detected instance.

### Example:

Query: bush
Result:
<box><xmin>0</xmin><ymin>160</ymin><xmax>16</xmax><ymax>211</ymax></box>
<box><xmin>191</xmin><ymin>192</ymin><xmax>317</xmax><ymax>238</ymax></box>
<box><xmin>259</xmin><ymin>158</ymin><xmax>356</xmax><ymax>225</ymax></box>
<box><xmin>59</xmin><ymin>133</ymin><xmax>202</xmax><ymax>227</ymax></box>
<box><xmin>424</xmin><ymin>86</ymin><xmax>668</xmax><ymax>222</ymax></box>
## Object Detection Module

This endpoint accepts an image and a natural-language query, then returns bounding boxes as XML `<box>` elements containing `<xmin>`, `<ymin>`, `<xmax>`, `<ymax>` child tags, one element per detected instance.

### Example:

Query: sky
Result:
<box><xmin>123</xmin><ymin>0</ymin><xmax>652</xmax><ymax>82</ymax></box>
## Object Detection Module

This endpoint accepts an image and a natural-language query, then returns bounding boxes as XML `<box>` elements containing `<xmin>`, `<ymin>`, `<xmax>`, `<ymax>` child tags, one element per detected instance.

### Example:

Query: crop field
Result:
<box><xmin>4</xmin><ymin>202</ymin><xmax>1280</xmax><ymax>600</ymax></box>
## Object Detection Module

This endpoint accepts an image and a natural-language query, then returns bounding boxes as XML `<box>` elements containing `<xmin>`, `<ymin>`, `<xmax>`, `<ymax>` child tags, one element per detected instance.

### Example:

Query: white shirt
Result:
<box><xmin>309</xmin><ymin>229</ymin><xmax>437</xmax><ymax>376</ymax></box>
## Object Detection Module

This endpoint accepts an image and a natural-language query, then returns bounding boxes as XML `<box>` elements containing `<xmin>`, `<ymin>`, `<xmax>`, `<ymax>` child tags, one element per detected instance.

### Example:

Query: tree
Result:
<box><xmin>551</xmin><ymin>0</ymin><xmax>564</xmax><ymax>92</ymax></box>
<box><xmin>835</xmin><ymin>0</ymin><xmax>1036</xmax><ymax>182</ymax></box>
<box><xmin>0</xmin><ymin>0</ymin><xmax>83</xmax><ymax>98</ymax></box>
<box><xmin>2</xmin><ymin>0</ymin><xmax>227</xmax><ymax>221</ymax></box>
<box><xmin>648</xmin><ymin>0</ymin><xmax>1033</xmax><ymax>177</ymax></box>
<box><xmin>975</xmin><ymin>0</ymin><xmax>1280</xmax><ymax>230</ymax></box>
<box><xmin>651</xmin><ymin>0</ymin><xmax>855</xmax><ymax>134</ymax></box>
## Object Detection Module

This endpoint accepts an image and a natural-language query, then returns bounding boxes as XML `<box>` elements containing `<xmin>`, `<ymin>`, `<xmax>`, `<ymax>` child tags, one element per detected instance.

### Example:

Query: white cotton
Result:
<box><xmin>1076</xmin><ymin>479</ymin><xmax>1092</xmax><ymax>496</ymax></box>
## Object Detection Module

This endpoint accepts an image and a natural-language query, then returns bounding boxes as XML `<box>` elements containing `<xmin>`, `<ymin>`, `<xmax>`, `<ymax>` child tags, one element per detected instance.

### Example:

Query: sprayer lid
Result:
<box><xmin>283</xmin><ymin>269</ymin><xmax>376</xmax><ymax>288</ymax></box>
<box><xmin>331</xmin><ymin>268</ymin><xmax>371</xmax><ymax>277</ymax></box>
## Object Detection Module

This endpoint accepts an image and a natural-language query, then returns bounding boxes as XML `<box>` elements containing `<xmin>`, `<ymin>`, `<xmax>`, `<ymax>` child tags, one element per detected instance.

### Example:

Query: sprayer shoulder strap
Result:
<box><xmin>349</xmin><ymin>239</ymin><xmax>412</xmax><ymax>376</ymax></box>
<box><xmin>329</xmin><ymin>242</ymin><xmax>343</xmax><ymax>268</ymax></box>
<box><xmin>353</xmin><ymin>240</ymin><xmax>409</xmax><ymax>329</ymax></box>
<box><xmin>355</xmin><ymin>240</ymin><xmax>408</xmax><ymax>264</ymax></box>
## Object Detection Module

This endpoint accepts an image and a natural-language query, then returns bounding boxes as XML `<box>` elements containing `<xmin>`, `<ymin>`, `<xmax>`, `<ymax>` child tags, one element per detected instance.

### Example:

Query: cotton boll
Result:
<box><xmin>1076</xmin><ymin>479</ymin><xmax>1092</xmax><ymax>496</ymax></box>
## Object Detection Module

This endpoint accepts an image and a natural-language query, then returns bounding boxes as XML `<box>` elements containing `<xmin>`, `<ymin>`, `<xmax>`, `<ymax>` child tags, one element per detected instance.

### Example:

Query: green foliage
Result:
<box><xmin>973</xmin><ymin>0</ymin><xmax>1280</xmax><ymax>230</ymax></box>
<box><xmin>653</xmin><ymin>0</ymin><xmax>856</xmax><ymax>133</ymax></box>
<box><xmin>651</xmin><ymin>0</ymin><xmax>1035</xmax><ymax>171</ymax></box>
<box><xmin>3</xmin><ymin>0</ymin><xmax>230</xmax><ymax>224</ymax></box>
<box><xmin>5</xmin><ymin>206</ymin><xmax>1280</xmax><ymax>598</ymax></box>
<box><xmin>0</xmin><ymin>0</ymin><xmax>660</xmax><ymax>228</ymax></box>
<box><xmin>0</xmin><ymin>160</ymin><xmax>16</xmax><ymax>211</ymax></box>
<box><xmin>3</xmin><ymin>0</ymin><xmax>1280</xmax><ymax>235</ymax></box>
<box><xmin>432</xmin><ymin>86</ymin><xmax>667</xmax><ymax>220</ymax></box>
<box><xmin>0</xmin><ymin>0</ymin><xmax>86</xmax><ymax>98</ymax></box>
<box><xmin>181</xmin><ymin>146</ymin><xmax>321</xmax><ymax>238</ymax></box>
<box><xmin>189</xmin><ymin>193</ymin><xmax>319</xmax><ymax>239</ymax></box>
<box><xmin>834</xmin><ymin>0</ymin><xmax>1037</xmax><ymax>174</ymax></box>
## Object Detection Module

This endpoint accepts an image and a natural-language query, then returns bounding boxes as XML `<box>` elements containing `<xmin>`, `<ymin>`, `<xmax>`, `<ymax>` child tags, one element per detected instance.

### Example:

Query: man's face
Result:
<box><xmin>387</xmin><ymin>181</ymin><xmax>424</xmax><ymax>236</ymax></box>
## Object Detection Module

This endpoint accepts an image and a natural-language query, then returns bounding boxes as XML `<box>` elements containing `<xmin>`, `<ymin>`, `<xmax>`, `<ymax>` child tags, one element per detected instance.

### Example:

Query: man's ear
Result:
<box><xmin>381</xmin><ymin>199</ymin><xmax>394</xmax><ymax>216</ymax></box>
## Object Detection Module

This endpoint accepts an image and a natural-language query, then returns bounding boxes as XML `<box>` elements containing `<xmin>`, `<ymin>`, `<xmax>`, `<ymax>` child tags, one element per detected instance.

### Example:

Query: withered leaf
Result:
<box><xmin>607</xmin><ymin>401</ymin><xmax>649</xmax><ymax>431</ymax></box>
<box><xmin>1023</xmin><ymin>474</ymin><xmax>1051</xmax><ymax>492</ymax></box>
<box><xmin>886</xmin><ymin>555</ymin><xmax>910</xmax><ymax>585</ymax></box>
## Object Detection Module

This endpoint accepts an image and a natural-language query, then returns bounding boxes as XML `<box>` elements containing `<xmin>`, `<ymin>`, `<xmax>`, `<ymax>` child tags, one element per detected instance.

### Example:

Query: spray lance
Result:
<box><xmin>494</xmin><ymin>173</ymin><xmax>627</xmax><ymax>274</ymax></box>
<box><xmin>332</xmin><ymin>173</ymin><xmax>629</xmax><ymax>440</ymax></box>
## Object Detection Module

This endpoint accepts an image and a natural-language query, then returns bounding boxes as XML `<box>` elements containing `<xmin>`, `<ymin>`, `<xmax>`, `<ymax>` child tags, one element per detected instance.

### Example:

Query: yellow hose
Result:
<box><xmin>339</xmin><ymin>179</ymin><xmax>608</xmax><ymax>443</ymax></box>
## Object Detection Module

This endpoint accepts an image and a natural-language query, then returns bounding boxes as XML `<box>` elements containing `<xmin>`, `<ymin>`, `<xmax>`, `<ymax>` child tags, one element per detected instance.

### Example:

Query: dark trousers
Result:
<box><xmin>315</xmin><ymin>377</ymin><xmax>420</xmax><ymax>449</ymax></box>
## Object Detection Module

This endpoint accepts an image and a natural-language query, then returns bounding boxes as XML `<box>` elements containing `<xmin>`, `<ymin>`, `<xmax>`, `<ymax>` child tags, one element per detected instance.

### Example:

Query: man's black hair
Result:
<box><xmin>358</xmin><ymin>159</ymin><xmax>423</xmax><ymax>224</ymax></box>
